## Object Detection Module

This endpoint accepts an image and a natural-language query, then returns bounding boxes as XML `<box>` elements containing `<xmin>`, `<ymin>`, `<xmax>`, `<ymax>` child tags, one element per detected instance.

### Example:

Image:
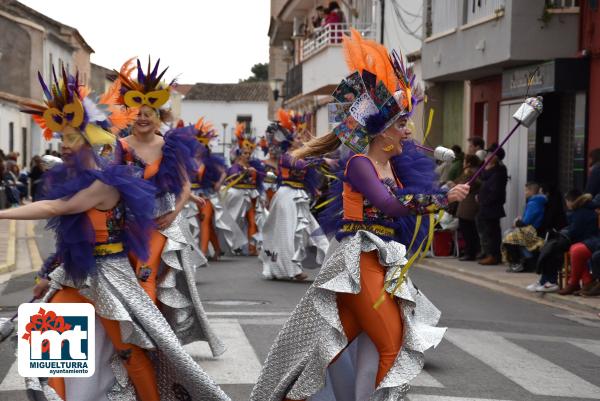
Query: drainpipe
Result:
<box><xmin>380</xmin><ymin>0</ymin><xmax>385</xmax><ymax>44</ymax></box>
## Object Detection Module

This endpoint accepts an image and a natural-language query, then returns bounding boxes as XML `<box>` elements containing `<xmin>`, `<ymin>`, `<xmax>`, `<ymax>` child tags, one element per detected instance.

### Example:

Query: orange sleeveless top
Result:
<box><xmin>119</xmin><ymin>138</ymin><xmax>162</xmax><ymax>180</ymax></box>
<box><xmin>85</xmin><ymin>204</ymin><xmax>125</xmax><ymax>245</ymax></box>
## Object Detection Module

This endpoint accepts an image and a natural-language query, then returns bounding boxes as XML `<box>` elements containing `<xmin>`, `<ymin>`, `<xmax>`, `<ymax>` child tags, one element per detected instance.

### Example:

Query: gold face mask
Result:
<box><xmin>123</xmin><ymin>89</ymin><xmax>170</xmax><ymax>109</ymax></box>
<box><xmin>42</xmin><ymin>97</ymin><xmax>85</xmax><ymax>133</ymax></box>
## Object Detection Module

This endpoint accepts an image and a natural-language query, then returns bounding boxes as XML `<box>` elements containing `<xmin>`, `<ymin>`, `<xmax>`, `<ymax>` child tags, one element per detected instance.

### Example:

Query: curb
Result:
<box><xmin>419</xmin><ymin>258</ymin><xmax>600</xmax><ymax>316</ymax></box>
<box><xmin>0</xmin><ymin>220</ymin><xmax>16</xmax><ymax>274</ymax></box>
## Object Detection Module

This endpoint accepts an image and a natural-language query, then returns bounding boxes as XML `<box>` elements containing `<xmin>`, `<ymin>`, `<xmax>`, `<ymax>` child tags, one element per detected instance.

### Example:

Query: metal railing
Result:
<box><xmin>285</xmin><ymin>63</ymin><xmax>303</xmax><ymax>99</ymax></box>
<box><xmin>301</xmin><ymin>23</ymin><xmax>376</xmax><ymax>61</ymax></box>
<box><xmin>547</xmin><ymin>0</ymin><xmax>579</xmax><ymax>7</ymax></box>
<box><xmin>464</xmin><ymin>0</ymin><xmax>506</xmax><ymax>24</ymax></box>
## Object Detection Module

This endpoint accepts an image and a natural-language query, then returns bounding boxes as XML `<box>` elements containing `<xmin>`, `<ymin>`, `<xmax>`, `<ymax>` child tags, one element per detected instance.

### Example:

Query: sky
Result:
<box><xmin>20</xmin><ymin>0</ymin><xmax>271</xmax><ymax>84</ymax></box>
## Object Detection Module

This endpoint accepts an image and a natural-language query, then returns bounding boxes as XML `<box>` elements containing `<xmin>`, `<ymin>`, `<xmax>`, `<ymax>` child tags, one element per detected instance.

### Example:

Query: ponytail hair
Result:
<box><xmin>291</xmin><ymin>132</ymin><xmax>341</xmax><ymax>159</ymax></box>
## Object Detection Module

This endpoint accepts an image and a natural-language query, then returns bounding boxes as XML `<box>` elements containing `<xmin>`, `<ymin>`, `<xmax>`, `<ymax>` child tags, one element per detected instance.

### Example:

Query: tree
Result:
<box><xmin>240</xmin><ymin>63</ymin><xmax>269</xmax><ymax>82</ymax></box>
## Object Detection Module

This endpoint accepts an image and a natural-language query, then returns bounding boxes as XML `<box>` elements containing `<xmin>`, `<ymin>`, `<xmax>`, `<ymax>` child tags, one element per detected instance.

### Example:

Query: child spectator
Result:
<box><xmin>527</xmin><ymin>190</ymin><xmax>599</xmax><ymax>293</ymax></box>
<box><xmin>502</xmin><ymin>182</ymin><xmax>546</xmax><ymax>272</ymax></box>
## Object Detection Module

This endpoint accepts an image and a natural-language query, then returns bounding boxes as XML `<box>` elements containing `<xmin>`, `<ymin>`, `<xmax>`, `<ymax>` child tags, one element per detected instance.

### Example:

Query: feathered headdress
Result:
<box><xmin>264</xmin><ymin>108</ymin><xmax>296</xmax><ymax>156</ymax></box>
<box><xmin>329</xmin><ymin>29</ymin><xmax>423</xmax><ymax>153</ymax></box>
<box><xmin>21</xmin><ymin>66</ymin><xmax>117</xmax><ymax>147</ymax></box>
<box><xmin>194</xmin><ymin>117</ymin><xmax>218</xmax><ymax>146</ymax></box>
<box><xmin>114</xmin><ymin>57</ymin><xmax>174</xmax><ymax>109</ymax></box>
<box><xmin>234</xmin><ymin>122</ymin><xmax>256</xmax><ymax>151</ymax></box>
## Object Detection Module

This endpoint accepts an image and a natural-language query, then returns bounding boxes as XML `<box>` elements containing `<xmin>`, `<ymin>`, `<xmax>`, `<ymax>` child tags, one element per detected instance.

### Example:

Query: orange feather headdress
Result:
<box><xmin>234</xmin><ymin>122</ymin><xmax>256</xmax><ymax>151</ymax></box>
<box><xmin>329</xmin><ymin>29</ymin><xmax>422</xmax><ymax>153</ymax></box>
<box><xmin>194</xmin><ymin>117</ymin><xmax>218</xmax><ymax>146</ymax></box>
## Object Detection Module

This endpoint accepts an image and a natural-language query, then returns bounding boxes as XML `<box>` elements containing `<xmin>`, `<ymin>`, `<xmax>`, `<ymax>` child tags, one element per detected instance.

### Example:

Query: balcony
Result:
<box><xmin>301</xmin><ymin>23</ymin><xmax>376</xmax><ymax>62</ymax></box>
<box><xmin>290</xmin><ymin>23</ymin><xmax>376</xmax><ymax>97</ymax></box>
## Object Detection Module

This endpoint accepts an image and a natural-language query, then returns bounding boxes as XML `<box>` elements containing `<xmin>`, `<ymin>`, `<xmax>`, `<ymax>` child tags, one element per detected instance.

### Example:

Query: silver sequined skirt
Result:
<box><xmin>250</xmin><ymin>230</ymin><xmax>446</xmax><ymax>401</ymax></box>
<box><xmin>259</xmin><ymin>186</ymin><xmax>329</xmax><ymax>279</ymax></box>
<box><xmin>26</xmin><ymin>253</ymin><xmax>231</xmax><ymax>401</ymax></box>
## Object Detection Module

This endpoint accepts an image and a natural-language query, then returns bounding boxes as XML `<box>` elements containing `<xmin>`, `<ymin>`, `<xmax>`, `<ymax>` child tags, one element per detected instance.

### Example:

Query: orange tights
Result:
<box><xmin>129</xmin><ymin>229</ymin><xmax>166</xmax><ymax>304</ymax></box>
<box><xmin>48</xmin><ymin>287</ymin><xmax>159</xmax><ymax>401</ymax></box>
<box><xmin>247</xmin><ymin>198</ymin><xmax>258</xmax><ymax>254</ymax></box>
<box><xmin>199</xmin><ymin>199</ymin><xmax>221</xmax><ymax>256</ymax></box>
<box><xmin>284</xmin><ymin>251</ymin><xmax>404</xmax><ymax>401</ymax></box>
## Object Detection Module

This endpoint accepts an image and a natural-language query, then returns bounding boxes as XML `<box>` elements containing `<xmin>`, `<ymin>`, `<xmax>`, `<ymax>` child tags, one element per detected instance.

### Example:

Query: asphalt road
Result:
<box><xmin>0</xmin><ymin>233</ymin><xmax>599</xmax><ymax>401</ymax></box>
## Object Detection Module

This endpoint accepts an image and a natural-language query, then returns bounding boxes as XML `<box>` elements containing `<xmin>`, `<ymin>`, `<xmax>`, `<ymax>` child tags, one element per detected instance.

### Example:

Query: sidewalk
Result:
<box><xmin>419</xmin><ymin>256</ymin><xmax>600</xmax><ymax>315</ymax></box>
<box><xmin>0</xmin><ymin>220</ymin><xmax>16</xmax><ymax>274</ymax></box>
<box><xmin>0</xmin><ymin>220</ymin><xmax>43</xmax><ymax>311</ymax></box>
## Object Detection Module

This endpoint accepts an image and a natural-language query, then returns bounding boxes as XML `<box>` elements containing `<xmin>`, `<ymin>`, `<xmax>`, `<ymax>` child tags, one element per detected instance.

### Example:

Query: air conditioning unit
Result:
<box><xmin>292</xmin><ymin>16</ymin><xmax>306</xmax><ymax>39</ymax></box>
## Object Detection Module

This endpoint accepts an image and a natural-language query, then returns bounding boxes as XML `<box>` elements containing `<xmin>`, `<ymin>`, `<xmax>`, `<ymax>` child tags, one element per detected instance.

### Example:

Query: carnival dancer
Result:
<box><xmin>222</xmin><ymin>122</ymin><xmax>266</xmax><ymax>256</ymax></box>
<box><xmin>189</xmin><ymin>117</ymin><xmax>247</xmax><ymax>258</ymax></box>
<box><xmin>14</xmin><ymin>68</ymin><xmax>231</xmax><ymax>401</ymax></box>
<box><xmin>112</xmin><ymin>57</ymin><xmax>225</xmax><ymax>356</ymax></box>
<box><xmin>259</xmin><ymin>112</ymin><xmax>329</xmax><ymax>280</ymax></box>
<box><xmin>261</xmin><ymin>135</ymin><xmax>279</xmax><ymax>209</ymax></box>
<box><xmin>249</xmin><ymin>30</ymin><xmax>469</xmax><ymax>401</ymax></box>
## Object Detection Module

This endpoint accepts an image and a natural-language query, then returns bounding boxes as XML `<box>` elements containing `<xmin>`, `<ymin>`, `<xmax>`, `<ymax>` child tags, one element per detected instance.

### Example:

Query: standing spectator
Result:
<box><xmin>585</xmin><ymin>148</ymin><xmax>600</xmax><ymax>197</ymax></box>
<box><xmin>456</xmin><ymin>154</ymin><xmax>482</xmax><ymax>261</ymax></box>
<box><xmin>312</xmin><ymin>6</ymin><xmax>326</xmax><ymax>29</ymax></box>
<box><xmin>501</xmin><ymin>182</ymin><xmax>546</xmax><ymax>272</ymax></box>
<box><xmin>325</xmin><ymin>1</ymin><xmax>345</xmax><ymax>43</ymax></box>
<box><xmin>528</xmin><ymin>190</ymin><xmax>599</xmax><ymax>293</ymax></box>
<box><xmin>476</xmin><ymin>144</ymin><xmax>508</xmax><ymax>265</ymax></box>
<box><xmin>446</xmin><ymin>145</ymin><xmax>465</xmax><ymax>183</ymax></box>
<box><xmin>29</xmin><ymin>156</ymin><xmax>45</xmax><ymax>202</ymax></box>
<box><xmin>467</xmin><ymin>136</ymin><xmax>486</xmax><ymax>161</ymax></box>
<box><xmin>0</xmin><ymin>149</ymin><xmax>5</xmax><ymax>160</ymax></box>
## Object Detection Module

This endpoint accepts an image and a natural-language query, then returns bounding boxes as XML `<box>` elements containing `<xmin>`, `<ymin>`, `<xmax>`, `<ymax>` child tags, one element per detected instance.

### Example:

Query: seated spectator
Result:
<box><xmin>455</xmin><ymin>155</ymin><xmax>482</xmax><ymax>261</ymax></box>
<box><xmin>582</xmin><ymin>249</ymin><xmax>600</xmax><ymax>296</ymax></box>
<box><xmin>3</xmin><ymin>160</ymin><xmax>24</xmax><ymax>205</ymax></box>
<box><xmin>538</xmin><ymin>183</ymin><xmax>567</xmax><ymax>238</ymax></box>
<box><xmin>502</xmin><ymin>182</ymin><xmax>546</xmax><ymax>272</ymax></box>
<box><xmin>527</xmin><ymin>190</ymin><xmax>599</xmax><ymax>293</ymax></box>
<box><xmin>29</xmin><ymin>155</ymin><xmax>45</xmax><ymax>202</ymax></box>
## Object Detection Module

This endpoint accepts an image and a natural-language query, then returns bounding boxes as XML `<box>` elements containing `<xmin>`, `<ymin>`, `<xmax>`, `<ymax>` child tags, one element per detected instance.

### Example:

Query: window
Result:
<box><xmin>236</xmin><ymin>115</ymin><xmax>253</xmax><ymax>134</ymax></box>
<box><xmin>9</xmin><ymin>122</ymin><xmax>14</xmax><ymax>152</ymax></box>
<box><xmin>22</xmin><ymin>127</ymin><xmax>27</xmax><ymax>166</ymax></box>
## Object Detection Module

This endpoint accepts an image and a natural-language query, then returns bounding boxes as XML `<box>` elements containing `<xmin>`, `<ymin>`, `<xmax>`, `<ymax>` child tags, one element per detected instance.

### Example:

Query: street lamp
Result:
<box><xmin>269</xmin><ymin>78</ymin><xmax>284</xmax><ymax>101</ymax></box>
<box><xmin>221</xmin><ymin>122</ymin><xmax>228</xmax><ymax>156</ymax></box>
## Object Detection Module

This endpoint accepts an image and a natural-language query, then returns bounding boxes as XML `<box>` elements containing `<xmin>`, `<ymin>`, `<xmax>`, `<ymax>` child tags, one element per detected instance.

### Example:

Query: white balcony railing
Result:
<box><xmin>465</xmin><ymin>0</ymin><xmax>506</xmax><ymax>24</ymax></box>
<box><xmin>301</xmin><ymin>23</ymin><xmax>377</xmax><ymax>61</ymax></box>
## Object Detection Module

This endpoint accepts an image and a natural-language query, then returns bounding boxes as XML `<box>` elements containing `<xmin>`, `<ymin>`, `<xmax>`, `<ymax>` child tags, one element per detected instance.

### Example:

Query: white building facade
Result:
<box><xmin>180</xmin><ymin>82</ymin><xmax>270</xmax><ymax>161</ymax></box>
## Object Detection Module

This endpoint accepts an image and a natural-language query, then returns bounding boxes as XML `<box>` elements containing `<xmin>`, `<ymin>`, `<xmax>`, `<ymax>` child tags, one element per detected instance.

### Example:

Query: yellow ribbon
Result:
<box><xmin>424</xmin><ymin>108</ymin><xmax>435</xmax><ymax>142</ymax></box>
<box><xmin>314</xmin><ymin>195</ymin><xmax>338</xmax><ymax>210</ymax></box>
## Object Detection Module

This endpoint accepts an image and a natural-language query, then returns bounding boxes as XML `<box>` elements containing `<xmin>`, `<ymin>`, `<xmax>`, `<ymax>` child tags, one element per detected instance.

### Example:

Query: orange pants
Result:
<box><xmin>198</xmin><ymin>199</ymin><xmax>221</xmax><ymax>256</ymax></box>
<box><xmin>266</xmin><ymin>188</ymin><xmax>275</xmax><ymax>208</ymax></box>
<box><xmin>48</xmin><ymin>287</ymin><xmax>159</xmax><ymax>401</ymax></box>
<box><xmin>284</xmin><ymin>251</ymin><xmax>403</xmax><ymax>401</ymax></box>
<box><xmin>247</xmin><ymin>198</ymin><xmax>258</xmax><ymax>254</ymax></box>
<box><xmin>129</xmin><ymin>229</ymin><xmax>166</xmax><ymax>304</ymax></box>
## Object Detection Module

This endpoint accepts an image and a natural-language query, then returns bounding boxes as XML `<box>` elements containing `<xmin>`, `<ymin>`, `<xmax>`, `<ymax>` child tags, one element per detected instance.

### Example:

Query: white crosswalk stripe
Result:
<box><xmin>445</xmin><ymin>328</ymin><xmax>600</xmax><ymax>399</ymax></box>
<box><xmin>408</xmin><ymin>396</ymin><xmax>511</xmax><ymax>401</ymax></box>
<box><xmin>1</xmin><ymin>323</ymin><xmax>600</xmax><ymax>400</ymax></box>
<box><xmin>184</xmin><ymin>319</ymin><xmax>263</xmax><ymax>384</ymax></box>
